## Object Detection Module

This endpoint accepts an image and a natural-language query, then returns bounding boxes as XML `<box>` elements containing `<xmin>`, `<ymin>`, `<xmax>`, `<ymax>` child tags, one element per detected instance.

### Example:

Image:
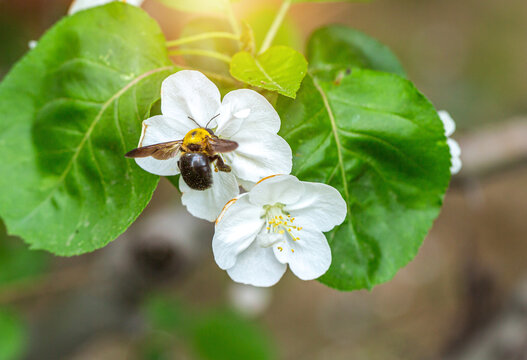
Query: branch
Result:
<box><xmin>450</xmin><ymin>117</ymin><xmax>527</xmax><ymax>187</ymax></box>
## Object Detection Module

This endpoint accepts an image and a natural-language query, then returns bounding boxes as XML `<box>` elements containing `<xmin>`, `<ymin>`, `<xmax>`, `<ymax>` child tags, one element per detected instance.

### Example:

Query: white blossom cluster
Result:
<box><xmin>68</xmin><ymin>0</ymin><xmax>461</xmax><ymax>287</ymax></box>
<box><xmin>133</xmin><ymin>70</ymin><xmax>347</xmax><ymax>287</ymax></box>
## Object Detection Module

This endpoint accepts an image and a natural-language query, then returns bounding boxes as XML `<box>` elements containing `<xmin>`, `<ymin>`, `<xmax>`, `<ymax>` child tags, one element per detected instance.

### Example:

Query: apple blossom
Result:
<box><xmin>131</xmin><ymin>71</ymin><xmax>292</xmax><ymax>221</ymax></box>
<box><xmin>213</xmin><ymin>174</ymin><xmax>347</xmax><ymax>287</ymax></box>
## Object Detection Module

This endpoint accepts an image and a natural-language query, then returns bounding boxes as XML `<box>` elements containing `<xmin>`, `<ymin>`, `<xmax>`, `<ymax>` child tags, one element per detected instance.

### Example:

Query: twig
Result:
<box><xmin>166</xmin><ymin>32</ymin><xmax>240</xmax><ymax>48</ymax></box>
<box><xmin>259</xmin><ymin>0</ymin><xmax>292</xmax><ymax>54</ymax></box>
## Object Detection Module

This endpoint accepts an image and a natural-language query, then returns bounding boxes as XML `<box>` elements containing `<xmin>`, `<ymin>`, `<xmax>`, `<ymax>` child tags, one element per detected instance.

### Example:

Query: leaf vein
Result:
<box><xmin>254</xmin><ymin>59</ymin><xmax>286</xmax><ymax>92</ymax></box>
<box><xmin>87</xmin><ymin>136</ymin><xmax>109</xmax><ymax>202</ymax></box>
<box><xmin>293</xmin><ymin>131</ymin><xmax>332</xmax><ymax>175</ymax></box>
<box><xmin>117</xmin><ymin>90</ymin><xmax>137</xmax><ymax>199</ymax></box>
<box><xmin>17</xmin><ymin>65</ymin><xmax>174</xmax><ymax>224</ymax></box>
<box><xmin>330</xmin><ymin>97</ymin><xmax>435</xmax><ymax>135</ymax></box>
<box><xmin>336</xmin><ymin>128</ymin><xmax>428</xmax><ymax>174</ymax></box>
<box><xmin>311</xmin><ymin>76</ymin><xmax>358</xmax><ymax>254</ymax></box>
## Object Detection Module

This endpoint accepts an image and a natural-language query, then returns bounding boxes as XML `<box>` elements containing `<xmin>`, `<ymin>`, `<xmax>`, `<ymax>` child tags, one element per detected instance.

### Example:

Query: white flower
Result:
<box><xmin>438</xmin><ymin>110</ymin><xmax>462</xmax><ymax>174</ymax></box>
<box><xmin>213</xmin><ymin>174</ymin><xmax>346</xmax><ymax>287</ymax></box>
<box><xmin>69</xmin><ymin>0</ymin><xmax>144</xmax><ymax>14</ymax></box>
<box><xmin>133</xmin><ymin>71</ymin><xmax>292</xmax><ymax>221</ymax></box>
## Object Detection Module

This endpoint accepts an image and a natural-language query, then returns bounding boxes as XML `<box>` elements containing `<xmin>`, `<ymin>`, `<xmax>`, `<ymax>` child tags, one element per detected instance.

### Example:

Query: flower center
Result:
<box><xmin>260</xmin><ymin>203</ymin><xmax>303</xmax><ymax>253</ymax></box>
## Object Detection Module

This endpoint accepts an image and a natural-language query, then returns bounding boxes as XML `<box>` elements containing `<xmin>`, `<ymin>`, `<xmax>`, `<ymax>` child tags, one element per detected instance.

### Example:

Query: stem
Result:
<box><xmin>259</xmin><ymin>0</ymin><xmax>292</xmax><ymax>54</ymax></box>
<box><xmin>166</xmin><ymin>32</ymin><xmax>240</xmax><ymax>48</ymax></box>
<box><xmin>168</xmin><ymin>49</ymin><xmax>232</xmax><ymax>64</ymax></box>
<box><xmin>175</xmin><ymin>64</ymin><xmax>241</xmax><ymax>86</ymax></box>
<box><xmin>223</xmin><ymin>0</ymin><xmax>241</xmax><ymax>38</ymax></box>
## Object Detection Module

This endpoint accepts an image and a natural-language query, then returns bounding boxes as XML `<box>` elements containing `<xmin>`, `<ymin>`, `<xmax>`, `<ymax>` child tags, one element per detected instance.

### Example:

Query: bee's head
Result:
<box><xmin>183</xmin><ymin>128</ymin><xmax>212</xmax><ymax>147</ymax></box>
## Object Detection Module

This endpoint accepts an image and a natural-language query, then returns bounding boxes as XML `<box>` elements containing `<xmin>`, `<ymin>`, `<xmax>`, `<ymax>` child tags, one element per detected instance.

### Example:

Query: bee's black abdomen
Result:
<box><xmin>178</xmin><ymin>153</ymin><xmax>213</xmax><ymax>191</ymax></box>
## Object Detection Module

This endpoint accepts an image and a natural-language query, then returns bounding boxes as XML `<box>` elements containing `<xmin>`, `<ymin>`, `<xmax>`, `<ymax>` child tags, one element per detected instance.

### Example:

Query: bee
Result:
<box><xmin>125</xmin><ymin>115</ymin><xmax>238</xmax><ymax>191</ymax></box>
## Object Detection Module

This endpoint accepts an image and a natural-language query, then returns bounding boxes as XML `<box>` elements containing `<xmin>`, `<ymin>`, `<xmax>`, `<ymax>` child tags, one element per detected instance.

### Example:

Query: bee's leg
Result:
<box><xmin>210</xmin><ymin>155</ymin><xmax>231</xmax><ymax>172</ymax></box>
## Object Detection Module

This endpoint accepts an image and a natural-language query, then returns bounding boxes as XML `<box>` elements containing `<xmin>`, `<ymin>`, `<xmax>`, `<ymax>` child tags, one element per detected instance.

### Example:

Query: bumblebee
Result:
<box><xmin>125</xmin><ymin>116</ymin><xmax>238</xmax><ymax>191</ymax></box>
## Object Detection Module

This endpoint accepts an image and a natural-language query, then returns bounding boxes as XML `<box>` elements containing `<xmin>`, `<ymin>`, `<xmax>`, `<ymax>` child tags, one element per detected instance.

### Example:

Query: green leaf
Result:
<box><xmin>277</xmin><ymin>70</ymin><xmax>450</xmax><ymax>290</ymax></box>
<box><xmin>0</xmin><ymin>308</ymin><xmax>26</xmax><ymax>360</ymax></box>
<box><xmin>0</xmin><ymin>3</ymin><xmax>176</xmax><ymax>255</ymax></box>
<box><xmin>0</xmin><ymin>220</ymin><xmax>49</xmax><ymax>288</ymax></box>
<box><xmin>145</xmin><ymin>296</ymin><xmax>190</xmax><ymax>334</ymax></box>
<box><xmin>192</xmin><ymin>310</ymin><xmax>276</xmax><ymax>360</ymax></box>
<box><xmin>230</xmin><ymin>45</ymin><xmax>307</xmax><ymax>98</ymax></box>
<box><xmin>144</xmin><ymin>296</ymin><xmax>276</xmax><ymax>360</ymax></box>
<box><xmin>308</xmin><ymin>25</ymin><xmax>406</xmax><ymax>81</ymax></box>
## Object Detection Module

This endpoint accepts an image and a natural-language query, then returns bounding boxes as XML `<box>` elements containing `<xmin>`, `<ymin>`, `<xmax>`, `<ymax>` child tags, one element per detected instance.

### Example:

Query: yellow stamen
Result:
<box><xmin>264</xmin><ymin>205</ymin><xmax>303</xmax><ymax>244</ymax></box>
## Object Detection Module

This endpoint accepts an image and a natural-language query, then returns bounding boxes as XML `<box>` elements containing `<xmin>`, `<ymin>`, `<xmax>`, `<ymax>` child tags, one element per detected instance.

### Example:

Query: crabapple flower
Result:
<box><xmin>438</xmin><ymin>110</ymin><xmax>462</xmax><ymax>174</ymax></box>
<box><xmin>213</xmin><ymin>174</ymin><xmax>347</xmax><ymax>287</ymax></box>
<box><xmin>133</xmin><ymin>71</ymin><xmax>292</xmax><ymax>221</ymax></box>
<box><xmin>69</xmin><ymin>0</ymin><xmax>144</xmax><ymax>14</ymax></box>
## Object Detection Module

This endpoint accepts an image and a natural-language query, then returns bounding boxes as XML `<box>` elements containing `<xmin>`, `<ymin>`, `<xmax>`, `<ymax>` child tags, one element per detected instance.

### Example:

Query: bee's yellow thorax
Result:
<box><xmin>183</xmin><ymin>128</ymin><xmax>211</xmax><ymax>146</ymax></box>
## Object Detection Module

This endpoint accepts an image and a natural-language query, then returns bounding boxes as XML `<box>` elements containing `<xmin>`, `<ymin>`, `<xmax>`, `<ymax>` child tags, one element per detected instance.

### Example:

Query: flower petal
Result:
<box><xmin>226</xmin><ymin>242</ymin><xmax>287</xmax><ymax>287</ymax></box>
<box><xmin>180</xmin><ymin>169</ymin><xmax>240</xmax><ymax>222</ymax></box>
<box><xmin>215</xmin><ymin>89</ymin><xmax>281</xmax><ymax>138</ymax></box>
<box><xmin>224</xmin><ymin>130</ymin><xmax>293</xmax><ymax>183</ymax></box>
<box><xmin>134</xmin><ymin>115</ymin><xmax>189</xmax><ymax>176</ymax></box>
<box><xmin>450</xmin><ymin>155</ymin><xmax>462</xmax><ymax>175</ymax></box>
<box><xmin>447</xmin><ymin>138</ymin><xmax>462</xmax><ymax>174</ymax></box>
<box><xmin>256</xmin><ymin>233</ymin><xmax>284</xmax><ymax>248</ymax></box>
<box><xmin>275</xmin><ymin>226</ymin><xmax>332</xmax><ymax>281</ymax></box>
<box><xmin>213</xmin><ymin>194</ymin><xmax>264</xmax><ymax>270</ymax></box>
<box><xmin>161</xmin><ymin>71</ymin><xmax>221</xmax><ymax>127</ymax></box>
<box><xmin>237</xmin><ymin>178</ymin><xmax>256</xmax><ymax>192</ymax></box>
<box><xmin>438</xmin><ymin>110</ymin><xmax>456</xmax><ymax>137</ymax></box>
<box><xmin>248</xmin><ymin>174</ymin><xmax>304</xmax><ymax>207</ymax></box>
<box><xmin>138</xmin><ymin>115</ymin><xmax>191</xmax><ymax>146</ymax></box>
<box><xmin>286</xmin><ymin>181</ymin><xmax>347</xmax><ymax>232</ymax></box>
<box><xmin>447</xmin><ymin>138</ymin><xmax>461</xmax><ymax>158</ymax></box>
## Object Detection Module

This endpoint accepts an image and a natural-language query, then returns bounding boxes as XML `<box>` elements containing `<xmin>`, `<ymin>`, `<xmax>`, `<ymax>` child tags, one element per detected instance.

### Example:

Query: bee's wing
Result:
<box><xmin>209</xmin><ymin>137</ymin><xmax>238</xmax><ymax>153</ymax></box>
<box><xmin>125</xmin><ymin>140</ymin><xmax>183</xmax><ymax>160</ymax></box>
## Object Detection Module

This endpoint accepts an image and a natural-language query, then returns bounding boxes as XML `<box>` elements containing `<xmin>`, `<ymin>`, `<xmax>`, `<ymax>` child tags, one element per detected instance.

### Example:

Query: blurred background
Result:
<box><xmin>1</xmin><ymin>0</ymin><xmax>526</xmax><ymax>359</ymax></box>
